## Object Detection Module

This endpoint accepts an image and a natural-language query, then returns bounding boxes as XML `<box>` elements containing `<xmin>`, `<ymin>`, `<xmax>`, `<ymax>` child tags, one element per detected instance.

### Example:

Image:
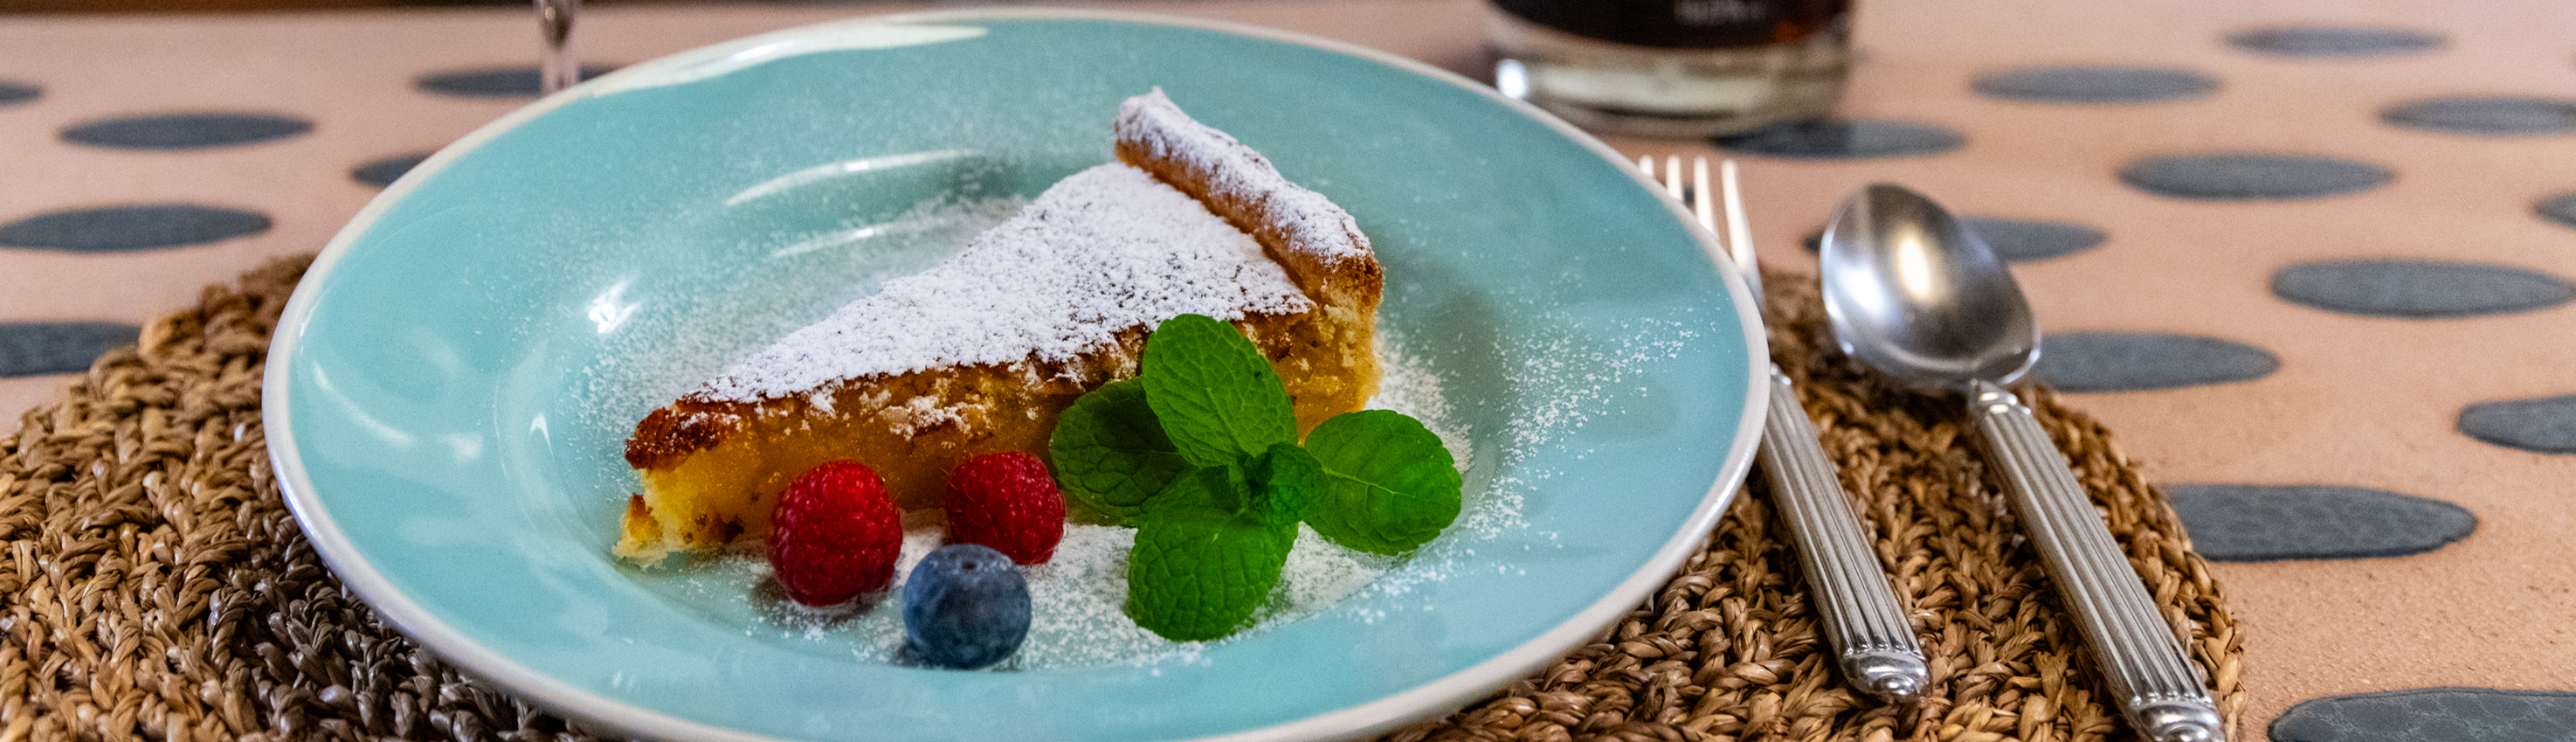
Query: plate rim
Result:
<box><xmin>260</xmin><ymin>8</ymin><xmax>1771</xmax><ymax>742</ymax></box>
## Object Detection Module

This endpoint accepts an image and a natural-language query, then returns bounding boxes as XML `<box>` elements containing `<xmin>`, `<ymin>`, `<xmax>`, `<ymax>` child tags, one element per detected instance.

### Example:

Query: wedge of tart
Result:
<box><xmin>616</xmin><ymin>90</ymin><xmax>1384</xmax><ymax>565</ymax></box>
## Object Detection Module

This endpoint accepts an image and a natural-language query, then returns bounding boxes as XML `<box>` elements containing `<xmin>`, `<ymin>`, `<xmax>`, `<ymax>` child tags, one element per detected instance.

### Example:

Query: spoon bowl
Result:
<box><xmin>1818</xmin><ymin>184</ymin><xmax>2037</xmax><ymax>393</ymax></box>
<box><xmin>1817</xmin><ymin>183</ymin><xmax>2227</xmax><ymax>742</ymax></box>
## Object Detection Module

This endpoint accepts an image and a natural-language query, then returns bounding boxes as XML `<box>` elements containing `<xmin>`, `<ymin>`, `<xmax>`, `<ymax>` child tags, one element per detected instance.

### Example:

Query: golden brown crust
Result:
<box><xmin>1117</xmin><ymin>148</ymin><xmax>1386</xmax><ymax>316</ymax></box>
<box><xmin>1112</xmin><ymin>89</ymin><xmax>1384</xmax><ymax>434</ymax></box>
<box><xmin>612</xmin><ymin>307</ymin><xmax>1350</xmax><ymax>563</ymax></box>
<box><xmin>1110</xmin><ymin>90</ymin><xmax>1385</xmax><ymax>322</ymax></box>
<box><xmin>624</xmin><ymin>403</ymin><xmax>740</xmax><ymax>470</ymax></box>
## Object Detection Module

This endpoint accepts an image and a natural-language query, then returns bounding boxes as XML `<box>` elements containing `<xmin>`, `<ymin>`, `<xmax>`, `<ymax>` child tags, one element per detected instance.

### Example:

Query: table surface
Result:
<box><xmin>3</xmin><ymin>0</ymin><xmax>2573</xmax><ymax>739</ymax></box>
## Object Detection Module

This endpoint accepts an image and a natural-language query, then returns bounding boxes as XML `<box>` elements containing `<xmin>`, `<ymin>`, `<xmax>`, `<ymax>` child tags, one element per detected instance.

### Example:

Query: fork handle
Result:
<box><xmin>1758</xmin><ymin>364</ymin><xmax>1928</xmax><ymax>703</ymax></box>
<box><xmin>1968</xmin><ymin>379</ymin><xmax>2225</xmax><ymax>742</ymax></box>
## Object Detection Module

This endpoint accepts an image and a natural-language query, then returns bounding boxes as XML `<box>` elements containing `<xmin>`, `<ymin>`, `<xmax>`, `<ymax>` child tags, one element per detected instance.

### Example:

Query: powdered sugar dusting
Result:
<box><xmin>1370</xmin><ymin>329</ymin><xmax>1468</xmax><ymax>475</ymax></box>
<box><xmin>1506</xmin><ymin>316</ymin><xmax>1705</xmax><ymax>454</ymax></box>
<box><xmin>1117</xmin><ymin>90</ymin><xmax>1370</xmax><ymax>263</ymax></box>
<box><xmin>701</xmin><ymin>163</ymin><xmax>1313</xmax><ymax>401</ymax></box>
<box><xmin>646</xmin><ymin>341</ymin><xmax>1488</xmax><ymax>670</ymax></box>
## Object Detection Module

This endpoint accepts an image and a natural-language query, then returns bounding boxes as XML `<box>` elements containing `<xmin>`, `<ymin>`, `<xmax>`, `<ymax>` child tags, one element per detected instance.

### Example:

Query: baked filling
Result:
<box><xmin>617</xmin><ymin>90</ymin><xmax>1384</xmax><ymax>565</ymax></box>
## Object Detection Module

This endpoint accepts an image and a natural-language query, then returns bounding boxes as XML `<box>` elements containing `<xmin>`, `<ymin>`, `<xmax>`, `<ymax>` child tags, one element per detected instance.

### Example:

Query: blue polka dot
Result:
<box><xmin>0</xmin><ymin>322</ymin><xmax>138</xmax><ymax>378</ymax></box>
<box><xmin>1714</xmin><ymin>119</ymin><xmax>1965</xmax><ymax>159</ymax></box>
<box><xmin>2036</xmin><ymin>331</ymin><xmax>2277</xmax><ymax>392</ymax></box>
<box><xmin>416</xmin><ymin>65</ymin><xmax>618</xmax><ymax>98</ymax></box>
<box><xmin>2164</xmin><ymin>484</ymin><xmax>2472</xmax><ymax>562</ymax></box>
<box><xmin>0</xmin><ymin>205</ymin><xmax>272</xmax><ymax>253</ymax></box>
<box><xmin>2383</xmin><ymin>96</ymin><xmax>2576</xmax><ymax>135</ymax></box>
<box><xmin>1972</xmin><ymin>66</ymin><xmax>2218</xmax><ymax>104</ymax></box>
<box><xmin>1803</xmin><ymin>216</ymin><xmax>2106</xmax><ymax>262</ymax></box>
<box><xmin>2458</xmin><ymin>393</ymin><xmax>2576</xmax><ymax>454</ymax></box>
<box><xmin>2538</xmin><ymin>192</ymin><xmax>2576</xmax><ymax>230</ymax></box>
<box><xmin>0</xmin><ymin>80</ymin><xmax>37</xmax><ymax>107</ymax></box>
<box><xmin>62</xmin><ymin>113</ymin><xmax>312</xmax><ymax>150</ymax></box>
<box><xmin>1962</xmin><ymin>217</ymin><xmax>2105</xmax><ymax>262</ymax></box>
<box><xmin>353</xmin><ymin>152</ymin><xmax>432</xmax><ymax>188</ymax></box>
<box><xmin>2121</xmin><ymin>152</ymin><xmax>2393</xmax><ymax>201</ymax></box>
<box><xmin>2227</xmin><ymin>26</ymin><xmax>2446</xmax><ymax>59</ymax></box>
<box><xmin>2273</xmin><ymin>688</ymin><xmax>2576</xmax><ymax>742</ymax></box>
<box><xmin>2273</xmin><ymin>259</ymin><xmax>2574</xmax><ymax>319</ymax></box>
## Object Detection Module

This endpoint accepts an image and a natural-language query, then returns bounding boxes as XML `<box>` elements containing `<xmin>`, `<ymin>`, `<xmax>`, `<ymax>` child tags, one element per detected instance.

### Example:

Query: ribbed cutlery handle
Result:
<box><xmin>1967</xmin><ymin>379</ymin><xmax>2226</xmax><ymax>742</ymax></box>
<box><xmin>1758</xmin><ymin>365</ymin><xmax>1927</xmax><ymax>703</ymax></box>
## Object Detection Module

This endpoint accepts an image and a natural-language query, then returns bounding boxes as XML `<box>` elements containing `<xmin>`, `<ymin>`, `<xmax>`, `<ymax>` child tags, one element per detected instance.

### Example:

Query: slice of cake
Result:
<box><xmin>617</xmin><ymin>90</ymin><xmax>1384</xmax><ymax>565</ymax></box>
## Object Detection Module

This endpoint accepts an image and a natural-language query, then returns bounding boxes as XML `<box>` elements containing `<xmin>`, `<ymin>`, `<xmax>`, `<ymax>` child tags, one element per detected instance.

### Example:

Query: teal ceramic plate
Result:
<box><xmin>265</xmin><ymin>10</ymin><xmax>1764</xmax><ymax>742</ymax></box>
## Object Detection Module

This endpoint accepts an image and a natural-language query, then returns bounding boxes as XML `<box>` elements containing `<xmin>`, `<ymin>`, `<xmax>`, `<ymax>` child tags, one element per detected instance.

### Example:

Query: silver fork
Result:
<box><xmin>1649</xmin><ymin>156</ymin><xmax>1930</xmax><ymax>704</ymax></box>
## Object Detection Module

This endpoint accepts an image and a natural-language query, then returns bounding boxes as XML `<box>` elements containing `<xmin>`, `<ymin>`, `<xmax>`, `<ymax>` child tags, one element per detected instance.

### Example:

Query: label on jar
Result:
<box><xmin>1492</xmin><ymin>0</ymin><xmax>1847</xmax><ymax>49</ymax></box>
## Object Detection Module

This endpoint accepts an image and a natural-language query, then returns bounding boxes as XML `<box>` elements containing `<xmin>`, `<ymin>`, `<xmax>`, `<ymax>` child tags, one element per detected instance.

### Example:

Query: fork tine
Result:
<box><xmin>1717</xmin><ymin>158</ymin><xmax>1765</xmax><ymax>302</ymax></box>
<box><xmin>1649</xmin><ymin>156</ymin><xmax>1737</xmax><ymax>272</ymax></box>
<box><xmin>1662</xmin><ymin>156</ymin><xmax>1684</xmax><ymax>202</ymax></box>
<box><xmin>1652</xmin><ymin>155</ymin><xmax>1730</xmax><ymax>274</ymax></box>
<box><xmin>1691</xmin><ymin>157</ymin><xmax>1715</xmax><ymax>233</ymax></box>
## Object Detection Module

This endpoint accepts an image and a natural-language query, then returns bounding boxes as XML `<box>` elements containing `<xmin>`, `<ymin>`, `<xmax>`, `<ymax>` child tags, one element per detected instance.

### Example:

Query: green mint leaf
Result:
<box><xmin>1302</xmin><ymin>410</ymin><xmax>1463</xmax><ymax>555</ymax></box>
<box><xmin>1126</xmin><ymin>468</ymin><xmax>1297</xmax><ymax>641</ymax></box>
<box><xmin>1247</xmin><ymin>442</ymin><xmax>1321</xmax><ymax>529</ymax></box>
<box><xmin>1048</xmin><ymin>378</ymin><xmax>1191</xmax><ymax>525</ymax></box>
<box><xmin>1141</xmin><ymin>314</ymin><xmax>1296</xmax><ymax>469</ymax></box>
<box><xmin>1146</xmin><ymin>463</ymin><xmax>1247</xmax><ymax>518</ymax></box>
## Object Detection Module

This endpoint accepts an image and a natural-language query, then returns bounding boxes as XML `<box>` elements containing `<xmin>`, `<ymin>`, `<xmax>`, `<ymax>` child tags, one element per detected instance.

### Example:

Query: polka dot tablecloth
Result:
<box><xmin>1</xmin><ymin>0</ymin><xmax>2571</xmax><ymax>739</ymax></box>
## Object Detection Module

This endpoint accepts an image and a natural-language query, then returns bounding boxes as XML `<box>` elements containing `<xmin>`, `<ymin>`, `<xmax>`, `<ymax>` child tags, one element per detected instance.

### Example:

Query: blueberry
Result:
<box><xmin>901</xmin><ymin>544</ymin><xmax>1032</xmax><ymax>669</ymax></box>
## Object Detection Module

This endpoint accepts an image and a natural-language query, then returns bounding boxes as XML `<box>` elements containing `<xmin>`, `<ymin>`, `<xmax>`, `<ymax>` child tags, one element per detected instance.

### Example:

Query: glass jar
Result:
<box><xmin>1490</xmin><ymin>0</ymin><xmax>1852</xmax><ymax>139</ymax></box>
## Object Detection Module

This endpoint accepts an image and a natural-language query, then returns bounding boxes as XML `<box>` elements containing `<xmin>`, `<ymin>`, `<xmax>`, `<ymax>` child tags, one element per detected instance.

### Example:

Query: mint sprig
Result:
<box><xmin>1304</xmin><ymin>411</ymin><xmax>1461</xmax><ymax>554</ymax></box>
<box><xmin>1247</xmin><ymin>442</ymin><xmax>1321</xmax><ymax>530</ymax></box>
<box><xmin>1047</xmin><ymin>313</ymin><xmax>1463</xmax><ymax>641</ymax></box>
<box><xmin>1049</xmin><ymin>378</ymin><xmax>1189</xmax><ymax>524</ymax></box>
<box><xmin>1140</xmin><ymin>314</ymin><xmax>1298</xmax><ymax>468</ymax></box>
<box><xmin>1126</xmin><ymin>468</ymin><xmax>1297</xmax><ymax>641</ymax></box>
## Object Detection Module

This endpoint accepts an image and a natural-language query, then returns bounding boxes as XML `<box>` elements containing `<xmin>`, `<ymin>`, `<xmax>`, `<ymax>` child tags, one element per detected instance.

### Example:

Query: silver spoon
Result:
<box><xmin>1819</xmin><ymin>184</ymin><xmax>2226</xmax><ymax>742</ymax></box>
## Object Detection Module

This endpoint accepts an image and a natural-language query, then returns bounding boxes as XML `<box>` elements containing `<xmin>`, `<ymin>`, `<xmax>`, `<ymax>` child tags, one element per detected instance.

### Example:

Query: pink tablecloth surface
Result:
<box><xmin>4</xmin><ymin>0</ymin><xmax>2573</xmax><ymax>739</ymax></box>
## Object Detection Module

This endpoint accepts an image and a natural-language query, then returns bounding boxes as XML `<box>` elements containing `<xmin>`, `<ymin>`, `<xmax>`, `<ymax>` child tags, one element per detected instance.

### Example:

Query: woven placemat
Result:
<box><xmin>1387</xmin><ymin>269</ymin><xmax>2244</xmax><ymax>742</ymax></box>
<box><xmin>1</xmin><ymin>256</ymin><xmax>2241</xmax><ymax>742</ymax></box>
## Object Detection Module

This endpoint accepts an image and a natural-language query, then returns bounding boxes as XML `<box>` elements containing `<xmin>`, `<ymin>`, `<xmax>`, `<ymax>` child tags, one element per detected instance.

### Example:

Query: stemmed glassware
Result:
<box><xmin>534</xmin><ymin>0</ymin><xmax>582</xmax><ymax>95</ymax></box>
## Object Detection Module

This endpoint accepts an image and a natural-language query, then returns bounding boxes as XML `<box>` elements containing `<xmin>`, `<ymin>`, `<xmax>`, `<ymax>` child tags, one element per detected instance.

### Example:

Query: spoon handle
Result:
<box><xmin>1967</xmin><ymin>379</ymin><xmax>2226</xmax><ymax>742</ymax></box>
<box><xmin>1757</xmin><ymin>365</ymin><xmax>1928</xmax><ymax>703</ymax></box>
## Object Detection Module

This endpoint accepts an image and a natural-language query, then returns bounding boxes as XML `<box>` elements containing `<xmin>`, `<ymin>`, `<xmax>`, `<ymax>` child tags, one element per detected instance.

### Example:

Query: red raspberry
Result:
<box><xmin>768</xmin><ymin>460</ymin><xmax>902</xmax><ymax>607</ymax></box>
<box><xmin>943</xmin><ymin>452</ymin><xmax>1067</xmax><ymax>565</ymax></box>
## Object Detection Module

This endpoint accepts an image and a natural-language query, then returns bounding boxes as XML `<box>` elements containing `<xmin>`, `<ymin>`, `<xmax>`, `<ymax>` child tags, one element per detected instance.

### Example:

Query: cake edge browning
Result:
<box><xmin>613</xmin><ymin>309</ymin><xmax>1334</xmax><ymax>564</ymax></box>
<box><xmin>1114</xmin><ymin>89</ymin><xmax>1385</xmax><ymax>432</ymax></box>
<box><xmin>1113</xmin><ymin>88</ymin><xmax>1386</xmax><ymax>320</ymax></box>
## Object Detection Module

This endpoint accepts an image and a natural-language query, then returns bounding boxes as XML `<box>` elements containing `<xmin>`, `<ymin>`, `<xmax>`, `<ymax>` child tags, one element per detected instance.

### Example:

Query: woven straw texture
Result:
<box><xmin>1</xmin><ymin>256</ymin><xmax>2241</xmax><ymax>742</ymax></box>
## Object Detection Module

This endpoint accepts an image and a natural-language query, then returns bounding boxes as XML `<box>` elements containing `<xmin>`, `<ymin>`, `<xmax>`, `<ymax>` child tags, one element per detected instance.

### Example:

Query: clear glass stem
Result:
<box><xmin>535</xmin><ymin>0</ymin><xmax>581</xmax><ymax>95</ymax></box>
